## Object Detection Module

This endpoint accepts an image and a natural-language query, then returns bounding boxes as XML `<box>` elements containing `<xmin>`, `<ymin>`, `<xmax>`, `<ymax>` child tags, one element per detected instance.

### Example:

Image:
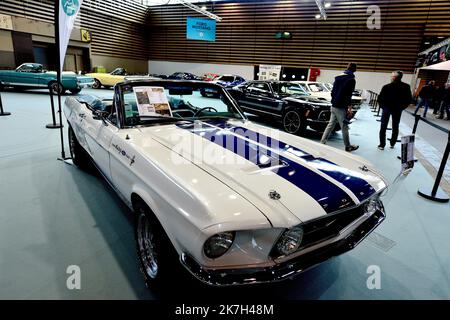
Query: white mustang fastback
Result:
<box><xmin>64</xmin><ymin>80</ymin><xmax>387</xmax><ymax>287</ymax></box>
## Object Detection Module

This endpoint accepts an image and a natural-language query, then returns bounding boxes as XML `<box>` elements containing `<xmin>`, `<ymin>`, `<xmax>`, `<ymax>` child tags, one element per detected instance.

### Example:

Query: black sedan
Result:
<box><xmin>228</xmin><ymin>80</ymin><xmax>332</xmax><ymax>135</ymax></box>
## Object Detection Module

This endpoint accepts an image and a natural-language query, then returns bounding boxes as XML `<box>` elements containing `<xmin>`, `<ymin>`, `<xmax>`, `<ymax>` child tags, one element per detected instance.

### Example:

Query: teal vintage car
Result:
<box><xmin>0</xmin><ymin>63</ymin><xmax>95</xmax><ymax>94</ymax></box>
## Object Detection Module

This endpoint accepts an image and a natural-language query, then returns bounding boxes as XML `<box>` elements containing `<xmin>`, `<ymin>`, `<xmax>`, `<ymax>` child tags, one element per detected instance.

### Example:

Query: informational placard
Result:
<box><xmin>258</xmin><ymin>65</ymin><xmax>282</xmax><ymax>80</ymax></box>
<box><xmin>0</xmin><ymin>14</ymin><xmax>13</xmax><ymax>30</ymax></box>
<box><xmin>186</xmin><ymin>17</ymin><xmax>216</xmax><ymax>42</ymax></box>
<box><xmin>401</xmin><ymin>135</ymin><xmax>415</xmax><ymax>173</ymax></box>
<box><xmin>133</xmin><ymin>86</ymin><xmax>172</xmax><ymax>117</ymax></box>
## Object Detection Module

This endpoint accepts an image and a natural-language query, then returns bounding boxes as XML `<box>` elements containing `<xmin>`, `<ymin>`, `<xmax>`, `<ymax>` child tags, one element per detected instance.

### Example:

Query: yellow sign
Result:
<box><xmin>81</xmin><ymin>29</ymin><xmax>91</xmax><ymax>42</ymax></box>
<box><xmin>0</xmin><ymin>14</ymin><xmax>13</xmax><ymax>30</ymax></box>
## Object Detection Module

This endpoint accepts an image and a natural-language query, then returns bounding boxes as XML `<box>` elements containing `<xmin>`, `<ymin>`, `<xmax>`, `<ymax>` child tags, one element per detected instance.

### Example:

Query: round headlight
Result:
<box><xmin>203</xmin><ymin>232</ymin><xmax>235</xmax><ymax>259</ymax></box>
<box><xmin>276</xmin><ymin>226</ymin><xmax>304</xmax><ymax>256</ymax></box>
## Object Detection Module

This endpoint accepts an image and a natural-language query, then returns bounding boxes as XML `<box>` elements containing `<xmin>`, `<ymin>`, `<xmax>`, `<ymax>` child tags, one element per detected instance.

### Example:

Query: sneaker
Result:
<box><xmin>345</xmin><ymin>145</ymin><xmax>359</xmax><ymax>152</ymax></box>
<box><xmin>378</xmin><ymin>145</ymin><xmax>385</xmax><ymax>150</ymax></box>
<box><xmin>390</xmin><ymin>145</ymin><xmax>395</xmax><ymax>149</ymax></box>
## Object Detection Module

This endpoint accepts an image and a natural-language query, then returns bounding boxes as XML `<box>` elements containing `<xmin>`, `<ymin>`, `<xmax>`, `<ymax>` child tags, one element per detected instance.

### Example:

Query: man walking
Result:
<box><xmin>377</xmin><ymin>71</ymin><xmax>412</xmax><ymax>150</ymax></box>
<box><xmin>320</xmin><ymin>62</ymin><xmax>359</xmax><ymax>152</ymax></box>
<box><xmin>414</xmin><ymin>80</ymin><xmax>434</xmax><ymax>118</ymax></box>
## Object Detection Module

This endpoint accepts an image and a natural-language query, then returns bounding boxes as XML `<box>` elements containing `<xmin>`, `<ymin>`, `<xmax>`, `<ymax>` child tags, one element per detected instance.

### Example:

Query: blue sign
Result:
<box><xmin>61</xmin><ymin>0</ymin><xmax>80</xmax><ymax>16</ymax></box>
<box><xmin>186</xmin><ymin>17</ymin><xmax>216</xmax><ymax>42</ymax></box>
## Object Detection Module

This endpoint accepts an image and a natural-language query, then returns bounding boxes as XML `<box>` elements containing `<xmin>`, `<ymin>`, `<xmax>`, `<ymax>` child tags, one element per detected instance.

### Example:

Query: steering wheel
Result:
<box><xmin>194</xmin><ymin>107</ymin><xmax>218</xmax><ymax>117</ymax></box>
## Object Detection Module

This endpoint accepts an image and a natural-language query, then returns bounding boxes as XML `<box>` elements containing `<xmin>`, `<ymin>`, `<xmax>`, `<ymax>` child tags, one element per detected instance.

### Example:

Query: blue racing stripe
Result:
<box><xmin>178</xmin><ymin>121</ymin><xmax>355</xmax><ymax>213</ymax></box>
<box><xmin>206</xmin><ymin>120</ymin><xmax>376</xmax><ymax>202</ymax></box>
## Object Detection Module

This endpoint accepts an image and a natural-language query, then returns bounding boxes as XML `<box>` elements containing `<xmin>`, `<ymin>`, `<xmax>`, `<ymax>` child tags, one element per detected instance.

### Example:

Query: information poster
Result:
<box><xmin>258</xmin><ymin>65</ymin><xmax>282</xmax><ymax>80</ymax></box>
<box><xmin>133</xmin><ymin>86</ymin><xmax>172</xmax><ymax>117</ymax></box>
<box><xmin>401</xmin><ymin>135</ymin><xmax>415</xmax><ymax>173</ymax></box>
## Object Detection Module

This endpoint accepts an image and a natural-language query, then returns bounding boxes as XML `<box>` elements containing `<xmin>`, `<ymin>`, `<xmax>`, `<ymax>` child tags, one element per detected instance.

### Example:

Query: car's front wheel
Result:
<box><xmin>283</xmin><ymin>108</ymin><xmax>306</xmax><ymax>135</ymax></box>
<box><xmin>68</xmin><ymin>125</ymin><xmax>90</xmax><ymax>169</ymax></box>
<box><xmin>135</xmin><ymin>200</ymin><xmax>177</xmax><ymax>288</ymax></box>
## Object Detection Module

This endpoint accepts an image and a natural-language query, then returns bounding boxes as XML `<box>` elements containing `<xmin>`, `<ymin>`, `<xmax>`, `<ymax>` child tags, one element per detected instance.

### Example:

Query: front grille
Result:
<box><xmin>299</xmin><ymin>206</ymin><xmax>365</xmax><ymax>249</ymax></box>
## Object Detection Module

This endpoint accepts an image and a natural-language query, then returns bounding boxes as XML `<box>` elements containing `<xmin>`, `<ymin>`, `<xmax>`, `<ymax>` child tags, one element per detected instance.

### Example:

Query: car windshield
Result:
<box><xmin>272</xmin><ymin>83</ymin><xmax>309</xmax><ymax>96</ymax></box>
<box><xmin>119</xmin><ymin>82</ymin><xmax>245</xmax><ymax>127</ymax></box>
<box><xmin>308</xmin><ymin>83</ymin><xmax>328</xmax><ymax>92</ymax></box>
<box><xmin>217</xmin><ymin>76</ymin><xmax>235</xmax><ymax>82</ymax></box>
<box><xmin>323</xmin><ymin>83</ymin><xmax>333</xmax><ymax>91</ymax></box>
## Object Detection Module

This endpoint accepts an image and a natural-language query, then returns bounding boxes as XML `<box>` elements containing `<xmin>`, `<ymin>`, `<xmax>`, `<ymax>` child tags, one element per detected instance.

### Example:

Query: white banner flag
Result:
<box><xmin>59</xmin><ymin>0</ymin><xmax>83</xmax><ymax>72</ymax></box>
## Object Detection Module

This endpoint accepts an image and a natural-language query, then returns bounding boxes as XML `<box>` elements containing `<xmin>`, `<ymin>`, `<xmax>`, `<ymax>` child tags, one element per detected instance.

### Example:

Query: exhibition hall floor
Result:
<box><xmin>0</xmin><ymin>88</ymin><xmax>449</xmax><ymax>300</ymax></box>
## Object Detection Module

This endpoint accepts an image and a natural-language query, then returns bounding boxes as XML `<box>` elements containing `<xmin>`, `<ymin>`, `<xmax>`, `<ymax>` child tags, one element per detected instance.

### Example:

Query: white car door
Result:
<box><xmin>82</xmin><ymin>105</ymin><xmax>118</xmax><ymax>181</ymax></box>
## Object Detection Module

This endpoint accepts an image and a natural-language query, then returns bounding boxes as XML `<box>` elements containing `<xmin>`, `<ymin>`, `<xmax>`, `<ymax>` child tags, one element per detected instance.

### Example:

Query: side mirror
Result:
<box><xmin>93</xmin><ymin>110</ymin><xmax>109</xmax><ymax>125</ymax></box>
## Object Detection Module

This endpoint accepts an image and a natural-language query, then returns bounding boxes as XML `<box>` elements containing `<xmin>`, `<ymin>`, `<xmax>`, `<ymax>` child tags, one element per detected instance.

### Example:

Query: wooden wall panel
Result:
<box><xmin>148</xmin><ymin>0</ymin><xmax>450</xmax><ymax>72</ymax></box>
<box><xmin>0</xmin><ymin>0</ymin><xmax>150</xmax><ymax>60</ymax></box>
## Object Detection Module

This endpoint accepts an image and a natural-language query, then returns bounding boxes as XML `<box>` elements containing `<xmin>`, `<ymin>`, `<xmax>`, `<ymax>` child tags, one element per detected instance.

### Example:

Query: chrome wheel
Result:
<box><xmin>92</xmin><ymin>79</ymin><xmax>101</xmax><ymax>89</ymax></box>
<box><xmin>283</xmin><ymin>110</ymin><xmax>302</xmax><ymax>133</ymax></box>
<box><xmin>137</xmin><ymin>212</ymin><xmax>159</xmax><ymax>279</ymax></box>
<box><xmin>50</xmin><ymin>82</ymin><xmax>63</xmax><ymax>95</ymax></box>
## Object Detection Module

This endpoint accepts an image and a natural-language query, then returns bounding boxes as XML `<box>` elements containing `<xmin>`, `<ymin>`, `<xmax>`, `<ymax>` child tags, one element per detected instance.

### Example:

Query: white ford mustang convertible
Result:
<box><xmin>64</xmin><ymin>80</ymin><xmax>388</xmax><ymax>287</ymax></box>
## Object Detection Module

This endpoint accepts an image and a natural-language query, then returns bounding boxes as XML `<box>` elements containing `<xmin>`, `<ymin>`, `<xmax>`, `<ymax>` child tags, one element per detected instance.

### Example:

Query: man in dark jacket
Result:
<box><xmin>320</xmin><ymin>63</ymin><xmax>359</xmax><ymax>152</ymax></box>
<box><xmin>377</xmin><ymin>71</ymin><xmax>412</xmax><ymax>150</ymax></box>
<box><xmin>414</xmin><ymin>80</ymin><xmax>435</xmax><ymax>117</ymax></box>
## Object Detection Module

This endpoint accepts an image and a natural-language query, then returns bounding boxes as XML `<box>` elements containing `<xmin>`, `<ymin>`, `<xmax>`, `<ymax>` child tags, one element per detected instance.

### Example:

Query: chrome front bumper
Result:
<box><xmin>180</xmin><ymin>209</ymin><xmax>385</xmax><ymax>286</ymax></box>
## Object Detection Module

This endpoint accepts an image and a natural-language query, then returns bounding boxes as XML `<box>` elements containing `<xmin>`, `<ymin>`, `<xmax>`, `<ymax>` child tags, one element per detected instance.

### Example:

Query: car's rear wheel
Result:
<box><xmin>134</xmin><ymin>200</ymin><xmax>177</xmax><ymax>288</ymax></box>
<box><xmin>283</xmin><ymin>109</ymin><xmax>306</xmax><ymax>135</ymax></box>
<box><xmin>92</xmin><ymin>79</ymin><xmax>101</xmax><ymax>89</ymax></box>
<box><xmin>49</xmin><ymin>82</ymin><xmax>65</xmax><ymax>95</ymax></box>
<box><xmin>68</xmin><ymin>125</ymin><xmax>90</xmax><ymax>169</ymax></box>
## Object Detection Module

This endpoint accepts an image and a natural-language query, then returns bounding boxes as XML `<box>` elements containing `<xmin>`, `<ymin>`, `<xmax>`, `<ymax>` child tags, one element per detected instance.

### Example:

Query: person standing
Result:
<box><xmin>377</xmin><ymin>71</ymin><xmax>412</xmax><ymax>150</ymax></box>
<box><xmin>414</xmin><ymin>80</ymin><xmax>434</xmax><ymax>117</ymax></box>
<box><xmin>438</xmin><ymin>83</ymin><xmax>450</xmax><ymax>120</ymax></box>
<box><xmin>320</xmin><ymin>62</ymin><xmax>359</xmax><ymax>152</ymax></box>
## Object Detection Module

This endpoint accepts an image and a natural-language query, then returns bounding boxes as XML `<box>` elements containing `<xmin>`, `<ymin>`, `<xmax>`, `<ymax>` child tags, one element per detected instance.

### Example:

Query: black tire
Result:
<box><xmin>68</xmin><ymin>125</ymin><xmax>90</xmax><ymax>169</ymax></box>
<box><xmin>49</xmin><ymin>81</ymin><xmax>64</xmax><ymax>95</ymax></box>
<box><xmin>70</xmin><ymin>88</ymin><xmax>81</xmax><ymax>94</ymax></box>
<box><xmin>134</xmin><ymin>200</ymin><xmax>178</xmax><ymax>288</ymax></box>
<box><xmin>92</xmin><ymin>79</ymin><xmax>102</xmax><ymax>89</ymax></box>
<box><xmin>282</xmin><ymin>108</ymin><xmax>306</xmax><ymax>135</ymax></box>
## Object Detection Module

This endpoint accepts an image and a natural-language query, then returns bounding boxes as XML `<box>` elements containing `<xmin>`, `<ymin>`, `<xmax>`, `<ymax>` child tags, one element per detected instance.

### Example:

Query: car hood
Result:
<box><xmin>134</xmin><ymin>119</ymin><xmax>387</xmax><ymax>227</ymax></box>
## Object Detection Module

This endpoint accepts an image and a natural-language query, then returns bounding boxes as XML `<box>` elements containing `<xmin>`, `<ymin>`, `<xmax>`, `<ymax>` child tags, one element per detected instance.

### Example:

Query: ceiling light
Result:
<box><xmin>424</xmin><ymin>42</ymin><xmax>430</xmax><ymax>45</ymax></box>
<box><xmin>292</xmin><ymin>75</ymin><xmax>296</xmax><ymax>79</ymax></box>
<box><xmin>201</xmin><ymin>5</ymin><xmax>206</xmax><ymax>10</ymax></box>
<box><xmin>324</xmin><ymin>2</ymin><xmax>331</xmax><ymax>8</ymax></box>
<box><xmin>315</xmin><ymin>14</ymin><xmax>321</xmax><ymax>19</ymax></box>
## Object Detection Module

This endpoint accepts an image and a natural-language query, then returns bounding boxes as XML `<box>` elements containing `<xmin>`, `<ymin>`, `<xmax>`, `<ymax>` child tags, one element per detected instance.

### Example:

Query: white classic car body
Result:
<box><xmin>295</xmin><ymin>81</ymin><xmax>364</xmax><ymax>107</ymax></box>
<box><xmin>64</xmin><ymin>80</ymin><xmax>387</xmax><ymax>286</ymax></box>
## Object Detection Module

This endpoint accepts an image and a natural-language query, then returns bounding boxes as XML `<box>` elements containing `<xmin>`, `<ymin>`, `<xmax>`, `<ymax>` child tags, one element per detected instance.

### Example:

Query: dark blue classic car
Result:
<box><xmin>200</xmin><ymin>74</ymin><xmax>246</xmax><ymax>97</ymax></box>
<box><xmin>167</xmin><ymin>72</ymin><xmax>202</xmax><ymax>80</ymax></box>
<box><xmin>213</xmin><ymin>74</ymin><xmax>246</xmax><ymax>88</ymax></box>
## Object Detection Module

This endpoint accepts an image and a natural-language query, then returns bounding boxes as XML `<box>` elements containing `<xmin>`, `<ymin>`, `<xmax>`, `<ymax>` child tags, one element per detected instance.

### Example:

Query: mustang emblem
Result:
<box><xmin>112</xmin><ymin>143</ymin><xmax>136</xmax><ymax>166</ymax></box>
<box><xmin>269</xmin><ymin>190</ymin><xmax>281</xmax><ymax>200</ymax></box>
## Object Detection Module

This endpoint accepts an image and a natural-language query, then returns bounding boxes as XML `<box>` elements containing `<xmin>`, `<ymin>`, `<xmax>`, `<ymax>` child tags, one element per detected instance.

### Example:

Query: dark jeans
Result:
<box><xmin>379</xmin><ymin>108</ymin><xmax>402</xmax><ymax>147</ymax></box>
<box><xmin>414</xmin><ymin>97</ymin><xmax>430</xmax><ymax>117</ymax></box>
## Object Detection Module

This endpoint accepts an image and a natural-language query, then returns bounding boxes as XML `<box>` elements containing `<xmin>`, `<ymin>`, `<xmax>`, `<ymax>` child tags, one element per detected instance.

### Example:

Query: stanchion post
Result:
<box><xmin>0</xmin><ymin>88</ymin><xmax>11</xmax><ymax>116</ymax></box>
<box><xmin>46</xmin><ymin>86</ymin><xmax>62</xmax><ymax>129</ymax></box>
<box><xmin>412</xmin><ymin>114</ymin><xmax>420</xmax><ymax>134</ymax></box>
<box><xmin>417</xmin><ymin>131</ymin><xmax>450</xmax><ymax>203</ymax></box>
